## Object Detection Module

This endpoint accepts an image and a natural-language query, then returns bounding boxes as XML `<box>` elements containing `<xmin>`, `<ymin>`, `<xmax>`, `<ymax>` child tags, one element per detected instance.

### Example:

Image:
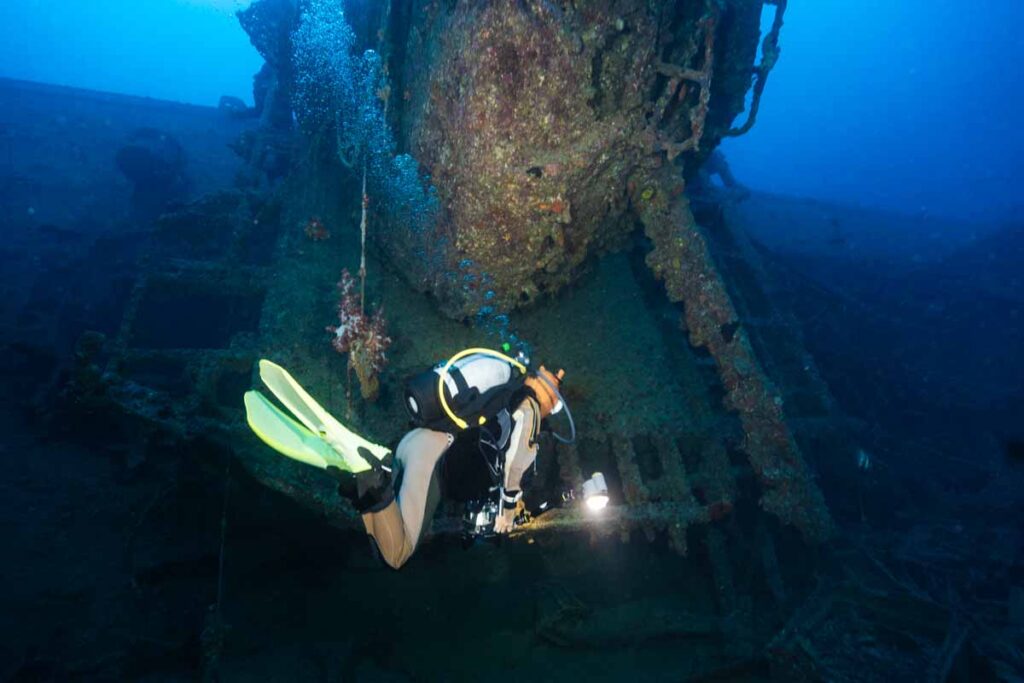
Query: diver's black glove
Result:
<box><xmin>326</xmin><ymin>448</ymin><xmax>395</xmax><ymax>513</ymax></box>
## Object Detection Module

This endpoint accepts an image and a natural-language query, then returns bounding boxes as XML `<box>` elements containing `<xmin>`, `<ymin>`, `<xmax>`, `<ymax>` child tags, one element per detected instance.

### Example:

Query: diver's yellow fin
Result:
<box><xmin>255</xmin><ymin>360</ymin><xmax>391</xmax><ymax>469</ymax></box>
<box><xmin>244</xmin><ymin>391</ymin><xmax>338</xmax><ymax>469</ymax></box>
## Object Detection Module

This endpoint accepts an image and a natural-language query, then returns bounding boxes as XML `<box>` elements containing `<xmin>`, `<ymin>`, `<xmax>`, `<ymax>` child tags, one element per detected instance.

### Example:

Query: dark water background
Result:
<box><xmin>1</xmin><ymin>2</ymin><xmax>1022</xmax><ymax>681</ymax></box>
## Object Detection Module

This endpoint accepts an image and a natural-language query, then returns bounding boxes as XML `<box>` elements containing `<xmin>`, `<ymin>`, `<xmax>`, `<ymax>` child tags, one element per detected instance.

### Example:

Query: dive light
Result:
<box><xmin>558</xmin><ymin>472</ymin><xmax>610</xmax><ymax>513</ymax></box>
<box><xmin>582</xmin><ymin>472</ymin><xmax>609</xmax><ymax>511</ymax></box>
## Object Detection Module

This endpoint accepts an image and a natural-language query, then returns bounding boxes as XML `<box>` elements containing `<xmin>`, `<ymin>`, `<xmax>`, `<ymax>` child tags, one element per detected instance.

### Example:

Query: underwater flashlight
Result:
<box><xmin>582</xmin><ymin>472</ymin><xmax>609</xmax><ymax>512</ymax></box>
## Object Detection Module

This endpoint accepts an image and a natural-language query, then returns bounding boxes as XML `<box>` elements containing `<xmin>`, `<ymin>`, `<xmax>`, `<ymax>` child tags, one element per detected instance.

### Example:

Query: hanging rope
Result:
<box><xmin>359</xmin><ymin>162</ymin><xmax>368</xmax><ymax>315</ymax></box>
<box><xmin>200</xmin><ymin>455</ymin><xmax>231</xmax><ymax>682</ymax></box>
<box><xmin>215</xmin><ymin>457</ymin><xmax>231</xmax><ymax>614</ymax></box>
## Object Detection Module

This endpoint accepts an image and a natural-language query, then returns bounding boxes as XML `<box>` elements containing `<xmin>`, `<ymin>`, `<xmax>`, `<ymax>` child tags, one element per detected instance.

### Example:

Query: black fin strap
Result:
<box><xmin>328</xmin><ymin>450</ymin><xmax>395</xmax><ymax>513</ymax></box>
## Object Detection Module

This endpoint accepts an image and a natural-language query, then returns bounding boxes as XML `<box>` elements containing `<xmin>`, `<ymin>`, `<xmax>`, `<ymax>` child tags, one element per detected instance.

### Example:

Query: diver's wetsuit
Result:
<box><xmin>361</xmin><ymin>395</ymin><xmax>541</xmax><ymax>569</ymax></box>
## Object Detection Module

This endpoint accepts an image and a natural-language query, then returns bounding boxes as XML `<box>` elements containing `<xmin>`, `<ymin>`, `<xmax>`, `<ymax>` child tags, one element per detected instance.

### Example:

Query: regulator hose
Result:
<box><xmin>534</xmin><ymin>371</ymin><xmax>576</xmax><ymax>445</ymax></box>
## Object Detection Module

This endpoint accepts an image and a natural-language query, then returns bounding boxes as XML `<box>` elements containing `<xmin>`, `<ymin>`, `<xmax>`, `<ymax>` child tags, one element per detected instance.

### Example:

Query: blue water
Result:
<box><xmin>0</xmin><ymin>1</ymin><xmax>259</xmax><ymax>105</ymax></box>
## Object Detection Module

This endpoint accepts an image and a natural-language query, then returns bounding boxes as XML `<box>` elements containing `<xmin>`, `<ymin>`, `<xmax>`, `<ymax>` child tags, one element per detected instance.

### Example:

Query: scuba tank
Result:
<box><xmin>403</xmin><ymin>348</ymin><xmax>528</xmax><ymax>434</ymax></box>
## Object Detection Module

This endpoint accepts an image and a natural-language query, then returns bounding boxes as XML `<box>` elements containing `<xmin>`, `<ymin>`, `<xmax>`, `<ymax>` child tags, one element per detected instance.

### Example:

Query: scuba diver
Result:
<box><xmin>243</xmin><ymin>348</ymin><xmax>572</xmax><ymax>569</ymax></box>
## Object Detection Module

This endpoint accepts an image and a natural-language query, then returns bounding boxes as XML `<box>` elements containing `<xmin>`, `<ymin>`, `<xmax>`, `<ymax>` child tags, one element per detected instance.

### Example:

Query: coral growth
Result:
<box><xmin>326</xmin><ymin>269</ymin><xmax>391</xmax><ymax>401</ymax></box>
<box><xmin>384</xmin><ymin>0</ymin><xmax>764</xmax><ymax>318</ymax></box>
<box><xmin>284</xmin><ymin>0</ymin><xmax>769</xmax><ymax>318</ymax></box>
<box><xmin>303</xmin><ymin>215</ymin><xmax>330</xmax><ymax>241</ymax></box>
